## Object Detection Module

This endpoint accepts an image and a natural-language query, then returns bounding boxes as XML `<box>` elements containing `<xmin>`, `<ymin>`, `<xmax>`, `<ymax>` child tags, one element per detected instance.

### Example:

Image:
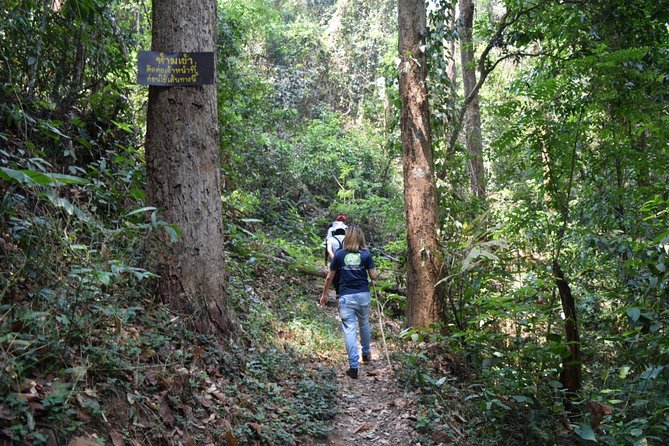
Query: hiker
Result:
<box><xmin>325</xmin><ymin>214</ymin><xmax>348</xmax><ymax>265</ymax></box>
<box><xmin>324</xmin><ymin>215</ymin><xmax>347</xmax><ymax>298</ymax></box>
<box><xmin>320</xmin><ymin>225</ymin><xmax>378</xmax><ymax>379</ymax></box>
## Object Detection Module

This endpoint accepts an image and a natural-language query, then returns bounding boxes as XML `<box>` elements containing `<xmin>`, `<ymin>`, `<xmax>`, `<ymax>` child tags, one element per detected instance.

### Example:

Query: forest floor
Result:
<box><xmin>316</xmin><ymin>296</ymin><xmax>423</xmax><ymax>446</ymax></box>
<box><xmin>319</xmin><ymin>292</ymin><xmax>463</xmax><ymax>446</ymax></box>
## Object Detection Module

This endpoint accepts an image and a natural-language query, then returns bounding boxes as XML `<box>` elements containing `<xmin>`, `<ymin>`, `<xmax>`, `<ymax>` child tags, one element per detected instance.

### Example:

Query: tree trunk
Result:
<box><xmin>553</xmin><ymin>261</ymin><xmax>581</xmax><ymax>400</ymax></box>
<box><xmin>437</xmin><ymin>7</ymin><xmax>458</xmax><ymax>182</ymax></box>
<box><xmin>145</xmin><ymin>0</ymin><xmax>230</xmax><ymax>336</ymax></box>
<box><xmin>458</xmin><ymin>0</ymin><xmax>486</xmax><ymax>199</ymax></box>
<box><xmin>398</xmin><ymin>0</ymin><xmax>444</xmax><ymax>327</ymax></box>
<box><xmin>27</xmin><ymin>0</ymin><xmax>50</xmax><ymax>101</ymax></box>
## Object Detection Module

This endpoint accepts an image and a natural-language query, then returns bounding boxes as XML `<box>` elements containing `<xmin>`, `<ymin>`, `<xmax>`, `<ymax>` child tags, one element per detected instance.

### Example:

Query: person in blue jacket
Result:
<box><xmin>320</xmin><ymin>225</ymin><xmax>378</xmax><ymax>379</ymax></box>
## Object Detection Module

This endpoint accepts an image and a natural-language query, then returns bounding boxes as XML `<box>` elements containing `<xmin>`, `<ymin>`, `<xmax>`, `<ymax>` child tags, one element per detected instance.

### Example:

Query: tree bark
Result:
<box><xmin>554</xmin><ymin>261</ymin><xmax>581</xmax><ymax>399</ymax></box>
<box><xmin>27</xmin><ymin>0</ymin><xmax>50</xmax><ymax>100</ymax></box>
<box><xmin>437</xmin><ymin>7</ymin><xmax>458</xmax><ymax>182</ymax></box>
<box><xmin>458</xmin><ymin>0</ymin><xmax>486</xmax><ymax>199</ymax></box>
<box><xmin>540</xmin><ymin>111</ymin><xmax>583</xmax><ymax>405</ymax></box>
<box><xmin>145</xmin><ymin>0</ymin><xmax>230</xmax><ymax>337</ymax></box>
<box><xmin>398</xmin><ymin>0</ymin><xmax>444</xmax><ymax>327</ymax></box>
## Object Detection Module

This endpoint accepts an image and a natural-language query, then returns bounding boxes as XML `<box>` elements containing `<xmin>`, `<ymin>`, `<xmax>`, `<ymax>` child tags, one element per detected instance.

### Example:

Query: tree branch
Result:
<box><xmin>446</xmin><ymin>0</ymin><xmax>553</xmax><ymax>156</ymax></box>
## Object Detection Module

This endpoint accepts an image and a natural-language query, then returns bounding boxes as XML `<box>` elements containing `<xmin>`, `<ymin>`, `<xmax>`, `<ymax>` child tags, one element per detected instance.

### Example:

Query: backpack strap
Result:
<box><xmin>334</xmin><ymin>236</ymin><xmax>343</xmax><ymax>252</ymax></box>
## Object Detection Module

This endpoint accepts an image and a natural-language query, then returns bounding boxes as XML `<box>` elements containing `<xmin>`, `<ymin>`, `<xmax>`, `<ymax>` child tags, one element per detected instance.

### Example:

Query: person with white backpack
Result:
<box><xmin>326</xmin><ymin>214</ymin><xmax>347</xmax><ymax>262</ymax></box>
<box><xmin>324</xmin><ymin>214</ymin><xmax>347</xmax><ymax>297</ymax></box>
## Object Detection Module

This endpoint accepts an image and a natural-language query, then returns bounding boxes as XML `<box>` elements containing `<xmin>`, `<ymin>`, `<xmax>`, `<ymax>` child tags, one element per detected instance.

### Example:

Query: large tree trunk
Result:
<box><xmin>458</xmin><ymin>0</ymin><xmax>486</xmax><ymax>199</ymax></box>
<box><xmin>398</xmin><ymin>0</ymin><xmax>444</xmax><ymax>327</ymax></box>
<box><xmin>145</xmin><ymin>0</ymin><xmax>230</xmax><ymax>336</ymax></box>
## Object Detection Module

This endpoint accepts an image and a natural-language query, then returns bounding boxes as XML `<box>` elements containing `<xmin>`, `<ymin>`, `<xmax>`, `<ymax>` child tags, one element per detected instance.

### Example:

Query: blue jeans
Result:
<box><xmin>339</xmin><ymin>292</ymin><xmax>371</xmax><ymax>369</ymax></box>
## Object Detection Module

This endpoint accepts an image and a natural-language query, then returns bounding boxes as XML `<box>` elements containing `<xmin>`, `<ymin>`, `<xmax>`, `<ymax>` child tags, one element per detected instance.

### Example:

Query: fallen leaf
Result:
<box><xmin>249</xmin><ymin>422</ymin><xmax>262</xmax><ymax>434</ymax></box>
<box><xmin>159</xmin><ymin>395</ymin><xmax>176</xmax><ymax>427</ymax></box>
<box><xmin>68</xmin><ymin>438</ymin><xmax>100</xmax><ymax>446</ymax></box>
<box><xmin>0</xmin><ymin>405</ymin><xmax>13</xmax><ymax>420</ymax></box>
<box><xmin>109</xmin><ymin>430</ymin><xmax>124</xmax><ymax>446</ymax></box>
<box><xmin>431</xmin><ymin>430</ymin><xmax>453</xmax><ymax>443</ymax></box>
<box><xmin>182</xmin><ymin>434</ymin><xmax>195</xmax><ymax>446</ymax></box>
<box><xmin>203</xmin><ymin>413</ymin><xmax>217</xmax><ymax>424</ymax></box>
<box><xmin>225</xmin><ymin>431</ymin><xmax>239</xmax><ymax>446</ymax></box>
<box><xmin>27</xmin><ymin>401</ymin><xmax>45</xmax><ymax>412</ymax></box>
<box><xmin>43</xmin><ymin>429</ymin><xmax>58</xmax><ymax>446</ymax></box>
<box><xmin>353</xmin><ymin>423</ymin><xmax>375</xmax><ymax>434</ymax></box>
<box><xmin>212</xmin><ymin>390</ymin><xmax>227</xmax><ymax>403</ymax></box>
<box><xmin>145</xmin><ymin>371</ymin><xmax>157</xmax><ymax>386</ymax></box>
<box><xmin>75</xmin><ymin>407</ymin><xmax>92</xmax><ymax>423</ymax></box>
<box><xmin>588</xmin><ymin>401</ymin><xmax>612</xmax><ymax>429</ymax></box>
<box><xmin>197</xmin><ymin>395</ymin><xmax>214</xmax><ymax>409</ymax></box>
<box><xmin>191</xmin><ymin>346</ymin><xmax>204</xmax><ymax>359</ymax></box>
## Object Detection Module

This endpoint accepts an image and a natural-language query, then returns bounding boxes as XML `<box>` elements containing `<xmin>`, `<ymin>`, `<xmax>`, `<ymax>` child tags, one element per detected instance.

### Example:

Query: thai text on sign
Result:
<box><xmin>137</xmin><ymin>51</ymin><xmax>215</xmax><ymax>86</ymax></box>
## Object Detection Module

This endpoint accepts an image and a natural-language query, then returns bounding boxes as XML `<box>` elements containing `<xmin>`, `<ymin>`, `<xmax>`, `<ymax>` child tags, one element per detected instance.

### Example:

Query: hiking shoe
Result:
<box><xmin>362</xmin><ymin>353</ymin><xmax>371</xmax><ymax>365</ymax></box>
<box><xmin>345</xmin><ymin>368</ymin><xmax>358</xmax><ymax>379</ymax></box>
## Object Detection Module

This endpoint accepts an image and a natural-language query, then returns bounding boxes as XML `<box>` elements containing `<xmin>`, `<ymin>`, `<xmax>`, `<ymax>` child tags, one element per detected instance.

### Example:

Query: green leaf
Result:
<box><xmin>125</xmin><ymin>206</ymin><xmax>157</xmax><ymax>217</ymax></box>
<box><xmin>130</xmin><ymin>188</ymin><xmax>146</xmax><ymax>201</ymax></box>
<box><xmin>96</xmin><ymin>271</ymin><xmax>112</xmax><ymax>286</ymax></box>
<box><xmin>0</xmin><ymin>167</ymin><xmax>88</xmax><ymax>186</ymax></box>
<box><xmin>164</xmin><ymin>224</ymin><xmax>180</xmax><ymax>243</ymax></box>
<box><xmin>630</xmin><ymin>428</ymin><xmax>643</xmax><ymax>437</ymax></box>
<box><xmin>546</xmin><ymin>333</ymin><xmax>562</xmax><ymax>343</ymax></box>
<box><xmin>411</xmin><ymin>333</ymin><xmax>424</xmax><ymax>343</ymax></box>
<box><xmin>112</xmin><ymin>120</ymin><xmax>134</xmax><ymax>133</ymax></box>
<box><xmin>0</xmin><ymin>167</ymin><xmax>33</xmax><ymax>184</ymax></box>
<box><xmin>512</xmin><ymin>395</ymin><xmax>532</xmax><ymax>403</ymax></box>
<box><xmin>574</xmin><ymin>423</ymin><xmax>597</xmax><ymax>441</ymax></box>
<box><xmin>627</xmin><ymin>307</ymin><xmax>641</xmax><ymax>322</ymax></box>
<box><xmin>46</xmin><ymin>195</ymin><xmax>94</xmax><ymax>224</ymax></box>
<box><xmin>41</xmin><ymin>172</ymin><xmax>89</xmax><ymax>185</ymax></box>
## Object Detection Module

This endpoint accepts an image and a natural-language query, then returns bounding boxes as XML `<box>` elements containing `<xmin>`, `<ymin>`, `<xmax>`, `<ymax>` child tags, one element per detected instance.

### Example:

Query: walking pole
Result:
<box><xmin>371</xmin><ymin>282</ymin><xmax>392</xmax><ymax>370</ymax></box>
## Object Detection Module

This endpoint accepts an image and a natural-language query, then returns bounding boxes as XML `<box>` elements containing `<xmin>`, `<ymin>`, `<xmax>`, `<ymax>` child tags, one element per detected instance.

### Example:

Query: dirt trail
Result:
<box><xmin>318</xmin><ymin>299</ymin><xmax>421</xmax><ymax>445</ymax></box>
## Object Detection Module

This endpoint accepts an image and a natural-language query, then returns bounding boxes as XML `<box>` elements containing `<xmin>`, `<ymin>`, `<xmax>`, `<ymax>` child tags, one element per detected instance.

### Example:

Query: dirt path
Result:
<box><xmin>318</xmin><ymin>298</ymin><xmax>421</xmax><ymax>445</ymax></box>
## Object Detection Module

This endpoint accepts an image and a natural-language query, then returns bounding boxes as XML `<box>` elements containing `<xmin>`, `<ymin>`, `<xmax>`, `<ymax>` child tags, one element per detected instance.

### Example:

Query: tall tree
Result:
<box><xmin>145</xmin><ymin>0</ymin><xmax>230</xmax><ymax>335</ymax></box>
<box><xmin>398</xmin><ymin>0</ymin><xmax>444</xmax><ymax>326</ymax></box>
<box><xmin>458</xmin><ymin>0</ymin><xmax>485</xmax><ymax>199</ymax></box>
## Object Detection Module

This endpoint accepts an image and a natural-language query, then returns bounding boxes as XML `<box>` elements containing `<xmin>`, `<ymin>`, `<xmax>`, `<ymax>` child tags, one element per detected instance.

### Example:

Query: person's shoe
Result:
<box><xmin>345</xmin><ymin>368</ymin><xmax>358</xmax><ymax>379</ymax></box>
<box><xmin>362</xmin><ymin>352</ymin><xmax>371</xmax><ymax>365</ymax></box>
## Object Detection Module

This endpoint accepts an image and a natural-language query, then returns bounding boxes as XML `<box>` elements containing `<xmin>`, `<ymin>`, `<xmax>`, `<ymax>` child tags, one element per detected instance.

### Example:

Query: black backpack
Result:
<box><xmin>327</xmin><ymin>230</ymin><xmax>346</xmax><ymax>295</ymax></box>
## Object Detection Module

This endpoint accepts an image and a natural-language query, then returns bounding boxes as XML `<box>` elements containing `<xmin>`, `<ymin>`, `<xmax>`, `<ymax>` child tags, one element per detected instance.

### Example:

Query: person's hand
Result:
<box><xmin>319</xmin><ymin>294</ymin><xmax>328</xmax><ymax>307</ymax></box>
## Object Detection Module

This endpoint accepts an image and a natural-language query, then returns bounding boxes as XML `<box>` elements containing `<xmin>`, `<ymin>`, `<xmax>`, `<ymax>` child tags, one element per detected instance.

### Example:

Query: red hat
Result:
<box><xmin>335</xmin><ymin>214</ymin><xmax>347</xmax><ymax>222</ymax></box>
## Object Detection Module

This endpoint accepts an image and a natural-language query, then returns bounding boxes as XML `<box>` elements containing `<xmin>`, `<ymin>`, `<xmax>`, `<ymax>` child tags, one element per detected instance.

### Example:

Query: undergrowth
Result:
<box><xmin>0</xmin><ymin>126</ymin><xmax>342</xmax><ymax>445</ymax></box>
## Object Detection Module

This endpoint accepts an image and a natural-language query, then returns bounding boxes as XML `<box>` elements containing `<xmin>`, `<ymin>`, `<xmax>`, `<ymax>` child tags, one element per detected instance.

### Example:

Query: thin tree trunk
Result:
<box><xmin>542</xmin><ymin>108</ymin><xmax>584</xmax><ymax>405</ymax></box>
<box><xmin>437</xmin><ymin>7</ymin><xmax>458</xmax><ymax>182</ymax></box>
<box><xmin>554</xmin><ymin>261</ymin><xmax>581</xmax><ymax>398</ymax></box>
<box><xmin>145</xmin><ymin>0</ymin><xmax>230</xmax><ymax>337</ymax></box>
<box><xmin>458</xmin><ymin>0</ymin><xmax>485</xmax><ymax>199</ymax></box>
<box><xmin>27</xmin><ymin>0</ymin><xmax>50</xmax><ymax>100</ymax></box>
<box><xmin>398</xmin><ymin>0</ymin><xmax>444</xmax><ymax>327</ymax></box>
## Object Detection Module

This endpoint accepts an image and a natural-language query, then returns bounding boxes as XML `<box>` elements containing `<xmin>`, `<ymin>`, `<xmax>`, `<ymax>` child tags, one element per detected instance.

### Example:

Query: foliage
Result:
<box><xmin>393</xmin><ymin>0</ymin><xmax>669</xmax><ymax>444</ymax></box>
<box><xmin>3</xmin><ymin>0</ymin><xmax>668</xmax><ymax>444</ymax></box>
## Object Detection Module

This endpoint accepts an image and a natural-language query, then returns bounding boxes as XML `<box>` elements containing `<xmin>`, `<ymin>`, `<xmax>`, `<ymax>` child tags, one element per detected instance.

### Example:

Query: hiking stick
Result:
<box><xmin>371</xmin><ymin>282</ymin><xmax>392</xmax><ymax>370</ymax></box>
